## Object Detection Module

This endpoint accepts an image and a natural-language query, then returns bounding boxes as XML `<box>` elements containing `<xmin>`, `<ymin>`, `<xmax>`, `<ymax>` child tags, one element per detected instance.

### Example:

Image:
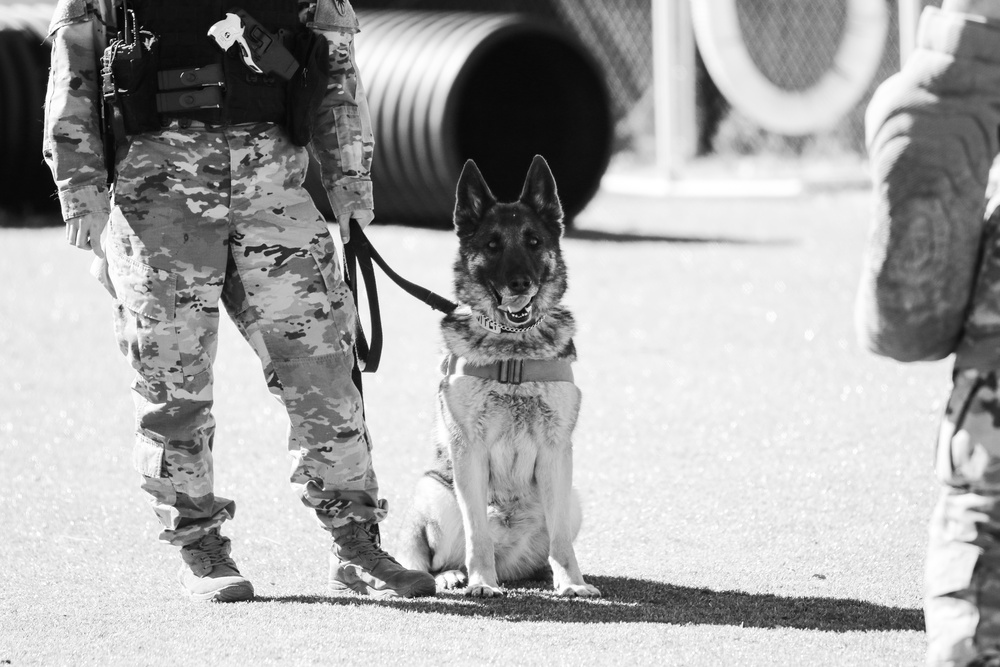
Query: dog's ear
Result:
<box><xmin>518</xmin><ymin>155</ymin><xmax>564</xmax><ymax>229</ymax></box>
<box><xmin>454</xmin><ymin>159</ymin><xmax>497</xmax><ymax>236</ymax></box>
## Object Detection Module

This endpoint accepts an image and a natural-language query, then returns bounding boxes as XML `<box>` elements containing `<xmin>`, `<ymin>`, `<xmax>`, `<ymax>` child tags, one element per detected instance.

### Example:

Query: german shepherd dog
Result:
<box><xmin>395</xmin><ymin>155</ymin><xmax>600</xmax><ymax>598</ymax></box>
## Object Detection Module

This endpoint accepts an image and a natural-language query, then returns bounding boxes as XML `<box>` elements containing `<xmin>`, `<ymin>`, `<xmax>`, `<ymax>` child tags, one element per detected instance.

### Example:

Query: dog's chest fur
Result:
<box><xmin>438</xmin><ymin>376</ymin><xmax>581</xmax><ymax>526</ymax></box>
<box><xmin>432</xmin><ymin>310</ymin><xmax>581</xmax><ymax>507</ymax></box>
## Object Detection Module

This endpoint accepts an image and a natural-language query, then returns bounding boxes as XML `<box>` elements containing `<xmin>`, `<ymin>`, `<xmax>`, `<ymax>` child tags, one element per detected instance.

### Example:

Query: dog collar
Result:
<box><xmin>459</xmin><ymin>307</ymin><xmax>547</xmax><ymax>334</ymax></box>
<box><xmin>443</xmin><ymin>354</ymin><xmax>574</xmax><ymax>385</ymax></box>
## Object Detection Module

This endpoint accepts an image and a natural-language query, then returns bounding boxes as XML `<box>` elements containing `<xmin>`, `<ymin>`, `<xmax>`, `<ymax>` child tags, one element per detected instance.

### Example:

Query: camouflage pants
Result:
<box><xmin>928</xmin><ymin>368</ymin><xmax>1000</xmax><ymax>666</ymax></box>
<box><xmin>106</xmin><ymin>122</ymin><xmax>387</xmax><ymax>547</ymax></box>
<box><xmin>925</xmin><ymin>206</ymin><xmax>1000</xmax><ymax>665</ymax></box>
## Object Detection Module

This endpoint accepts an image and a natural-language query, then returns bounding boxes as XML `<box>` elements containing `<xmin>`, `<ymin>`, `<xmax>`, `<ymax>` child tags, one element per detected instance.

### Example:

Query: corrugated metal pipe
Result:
<box><xmin>352</xmin><ymin>10</ymin><xmax>612</xmax><ymax>225</ymax></box>
<box><xmin>0</xmin><ymin>4</ymin><xmax>56</xmax><ymax>217</ymax></box>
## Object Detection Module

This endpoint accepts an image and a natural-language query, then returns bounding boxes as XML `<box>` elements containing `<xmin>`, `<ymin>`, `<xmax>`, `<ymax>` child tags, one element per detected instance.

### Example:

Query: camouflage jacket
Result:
<box><xmin>859</xmin><ymin>7</ymin><xmax>1000</xmax><ymax>365</ymax></box>
<box><xmin>42</xmin><ymin>0</ymin><xmax>374</xmax><ymax>222</ymax></box>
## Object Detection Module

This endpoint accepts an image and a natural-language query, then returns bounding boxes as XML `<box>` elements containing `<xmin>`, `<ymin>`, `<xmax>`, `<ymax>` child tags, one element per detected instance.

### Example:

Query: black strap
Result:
<box><xmin>347</xmin><ymin>222</ymin><xmax>458</xmax><ymax>315</ymax></box>
<box><xmin>343</xmin><ymin>221</ymin><xmax>457</xmax><ymax>388</ymax></box>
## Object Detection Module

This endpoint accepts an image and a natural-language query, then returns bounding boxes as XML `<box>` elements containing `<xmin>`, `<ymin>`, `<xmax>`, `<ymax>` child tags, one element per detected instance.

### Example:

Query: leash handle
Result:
<box><xmin>343</xmin><ymin>221</ymin><xmax>458</xmax><ymax>381</ymax></box>
<box><xmin>343</xmin><ymin>222</ymin><xmax>383</xmax><ymax>381</ymax></box>
<box><xmin>348</xmin><ymin>222</ymin><xmax>458</xmax><ymax>315</ymax></box>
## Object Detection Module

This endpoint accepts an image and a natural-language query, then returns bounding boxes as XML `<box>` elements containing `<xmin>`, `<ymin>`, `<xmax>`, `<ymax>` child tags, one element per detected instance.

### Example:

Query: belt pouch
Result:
<box><xmin>286</xmin><ymin>27</ymin><xmax>330</xmax><ymax>146</ymax></box>
<box><xmin>109</xmin><ymin>33</ymin><xmax>162</xmax><ymax>134</ymax></box>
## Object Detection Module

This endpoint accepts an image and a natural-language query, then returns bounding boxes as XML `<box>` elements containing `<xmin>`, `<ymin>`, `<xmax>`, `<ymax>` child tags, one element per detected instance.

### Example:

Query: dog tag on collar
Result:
<box><xmin>474</xmin><ymin>313</ymin><xmax>503</xmax><ymax>334</ymax></box>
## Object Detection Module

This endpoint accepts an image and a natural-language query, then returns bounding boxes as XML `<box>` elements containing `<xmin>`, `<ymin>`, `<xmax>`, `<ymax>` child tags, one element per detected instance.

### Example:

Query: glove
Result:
<box><xmin>857</xmin><ymin>7</ymin><xmax>1000</xmax><ymax>362</ymax></box>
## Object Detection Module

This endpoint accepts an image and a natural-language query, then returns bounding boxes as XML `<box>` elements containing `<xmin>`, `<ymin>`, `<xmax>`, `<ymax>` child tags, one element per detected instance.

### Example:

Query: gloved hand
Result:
<box><xmin>857</xmin><ymin>7</ymin><xmax>1000</xmax><ymax>362</ymax></box>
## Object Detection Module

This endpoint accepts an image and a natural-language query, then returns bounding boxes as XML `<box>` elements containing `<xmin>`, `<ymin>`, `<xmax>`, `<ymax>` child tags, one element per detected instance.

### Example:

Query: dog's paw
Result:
<box><xmin>555</xmin><ymin>583</ymin><xmax>601</xmax><ymax>598</ymax></box>
<box><xmin>465</xmin><ymin>583</ymin><xmax>505</xmax><ymax>598</ymax></box>
<box><xmin>435</xmin><ymin>570</ymin><xmax>467</xmax><ymax>591</ymax></box>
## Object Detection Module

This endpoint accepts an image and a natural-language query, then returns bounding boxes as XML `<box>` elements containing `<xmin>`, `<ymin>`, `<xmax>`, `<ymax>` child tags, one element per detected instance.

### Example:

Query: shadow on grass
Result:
<box><xmin>256</xmin><ymin>575</ymin><xmax>923</xmax><ymax>632</ymax></box>
<box><xmin>565</xmin><ymin>228</ymin><xmax>796</xmax><ymax>246</ymax></box>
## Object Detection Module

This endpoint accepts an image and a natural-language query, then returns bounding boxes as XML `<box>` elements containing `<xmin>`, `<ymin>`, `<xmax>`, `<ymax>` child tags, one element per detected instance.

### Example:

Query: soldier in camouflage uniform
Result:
<box><xmin>861</xmin><ymin>0</ymin><xmax>1000</xmax><ymax>663</ymax></box>
<box><xmin>43</xmin><ymin>0</ymin><xmax>435</xmax><ymax>601</ymax></box>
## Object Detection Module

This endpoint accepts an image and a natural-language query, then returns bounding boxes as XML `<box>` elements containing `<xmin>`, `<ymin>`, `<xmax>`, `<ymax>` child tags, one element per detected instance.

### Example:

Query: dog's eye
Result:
<box><xmin>526</xmin><ymin>236</ymin><xmax>540</xmax><ymax>247</ymax></box>
<box><xmin>487</xmin><ymin>239</ymin><xmax>501</xmax><ymax>251</ymax></box>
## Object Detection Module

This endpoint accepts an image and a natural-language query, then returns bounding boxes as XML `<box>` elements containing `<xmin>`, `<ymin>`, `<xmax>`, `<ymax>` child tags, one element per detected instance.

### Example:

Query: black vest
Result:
<box><xmin>128</xmin><ymin>0</ymin><xmax>300</xmax><ymax>125</ymax></box>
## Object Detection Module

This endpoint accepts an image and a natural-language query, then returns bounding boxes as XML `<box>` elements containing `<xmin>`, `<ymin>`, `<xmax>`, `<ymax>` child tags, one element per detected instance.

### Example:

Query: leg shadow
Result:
<box><xmin>255</xmin><ymin>575</ymin><xmax>923</xmax><ymax>632</ymax></box>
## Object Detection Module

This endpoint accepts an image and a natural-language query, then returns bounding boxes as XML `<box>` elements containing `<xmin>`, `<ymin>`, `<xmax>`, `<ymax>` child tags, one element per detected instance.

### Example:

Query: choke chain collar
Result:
<box><xmin>457</xmin><ymin>307</ymin><xmax>547</xmax><ymax>334</ymax></box>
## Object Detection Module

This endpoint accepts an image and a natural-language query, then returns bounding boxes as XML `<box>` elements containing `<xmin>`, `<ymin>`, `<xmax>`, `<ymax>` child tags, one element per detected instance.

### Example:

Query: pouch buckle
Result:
<box><xmin>155</xmin><ymin>86</ymin><xmax>223</xmax><ymax>113</ymax></box>
<box><xmin>157</xmin><ymin>64</ymin><xmax>225</xmax><ymax>91</ymax></box>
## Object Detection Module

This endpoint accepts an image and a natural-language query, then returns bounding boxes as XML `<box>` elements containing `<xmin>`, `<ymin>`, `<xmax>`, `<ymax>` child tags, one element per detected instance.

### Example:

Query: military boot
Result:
<box><xmin>178</xmin><ymin>530</ymin><xmax>254</xmax><ymax>602</ymax></box>
<box><xmin>329</xmin><ymin>522</ymin><xmax>436</xmax><ymax>598</ymax></box>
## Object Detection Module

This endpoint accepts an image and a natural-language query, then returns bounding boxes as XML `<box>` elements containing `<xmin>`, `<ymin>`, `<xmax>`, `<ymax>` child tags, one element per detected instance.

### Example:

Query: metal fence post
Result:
<box><xmin>898</xmin><ymin>0</ymin><xmax>923</xmax><ymax>66</ymax></box>
<box><xmin>652</xmin><ymin>0</ymin><xmax>697</xmax><ymax>178</ymax></box>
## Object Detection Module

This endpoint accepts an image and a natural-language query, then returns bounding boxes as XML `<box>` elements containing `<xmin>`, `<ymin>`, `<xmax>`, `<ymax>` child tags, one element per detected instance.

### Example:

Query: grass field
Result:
<box><xmin>0</xmin><ymin>188</ymin><xmax>950</xmax><ymax>665</ymax></box>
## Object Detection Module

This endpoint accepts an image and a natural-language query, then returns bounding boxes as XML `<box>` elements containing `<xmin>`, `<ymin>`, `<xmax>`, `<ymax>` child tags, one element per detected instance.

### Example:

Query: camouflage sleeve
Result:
<box><xmin>42</xmin><ymin>0</ymin><xmax>111</xmax><ymax>222</ymax></box>
<box><xmin>856</xmin><ymin>7</ymin><xmax>1000</xmax><ymax>362</ymax></box>
<box><xmin>307</xmin><ymin>0</ymin><xmax>375</xmax><ymax>219</ymax></box>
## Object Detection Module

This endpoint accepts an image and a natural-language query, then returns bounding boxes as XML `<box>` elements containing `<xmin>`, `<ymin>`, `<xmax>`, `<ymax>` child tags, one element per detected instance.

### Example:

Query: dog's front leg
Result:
<box><xmin>451</xmin><ymin>434</ymin><xmax>504</xmax><ymax>597</ymax></box>
<box><xmin>536</xmin><ymin>444</ymin><xmax>601</xmax><ymax>597</ymax></box>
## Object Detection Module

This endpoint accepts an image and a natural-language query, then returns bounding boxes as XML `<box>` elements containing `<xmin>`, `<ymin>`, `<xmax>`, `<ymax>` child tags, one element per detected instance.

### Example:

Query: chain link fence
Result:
<box><xmin>354</xmin><ymin>0</ymin><xmax>945</xmax><ymax>173</ymax></box>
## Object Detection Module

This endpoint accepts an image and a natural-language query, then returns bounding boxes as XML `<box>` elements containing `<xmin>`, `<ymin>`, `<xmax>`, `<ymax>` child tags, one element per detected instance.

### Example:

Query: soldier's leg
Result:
<box><xmin>223</xmin><ymin>125</ymin><xmax>433</xmax><ymax>597</ymax></box>
<box><xmin>108</xmin><ymin>129</ymin><xmax>236</xmax><ymax>547</ymax></box>
<box><xmin>223</xmin><ymin>123</ymin><xmax>383</xmax><ymax>530</ymax></box>
<box><xmin>927</xmin><ymin>368</ymin><xmax>1000</xmax><ymax>665</ymax></box>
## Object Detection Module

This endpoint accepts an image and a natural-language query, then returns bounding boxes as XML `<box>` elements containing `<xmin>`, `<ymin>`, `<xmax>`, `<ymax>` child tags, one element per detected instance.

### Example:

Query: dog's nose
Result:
<box><xmin>508</xmin><ymin>277</ymin><xmax>531</xmax><ymax>293</ymax></box>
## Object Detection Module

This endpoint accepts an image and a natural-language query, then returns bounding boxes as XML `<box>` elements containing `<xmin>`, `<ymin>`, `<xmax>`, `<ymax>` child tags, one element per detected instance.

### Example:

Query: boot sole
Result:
<box><xmin>183</xmin><ymin>581</ymin><xmax>255</xmax><ymax>603</ymax></box>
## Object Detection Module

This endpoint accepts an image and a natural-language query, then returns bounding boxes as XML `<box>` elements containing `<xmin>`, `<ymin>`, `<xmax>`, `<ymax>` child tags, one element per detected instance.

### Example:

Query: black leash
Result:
<box><xmin>342</xmin><ymin>220</ymin><xmax>457</xmax><ymax>391</ymax></box>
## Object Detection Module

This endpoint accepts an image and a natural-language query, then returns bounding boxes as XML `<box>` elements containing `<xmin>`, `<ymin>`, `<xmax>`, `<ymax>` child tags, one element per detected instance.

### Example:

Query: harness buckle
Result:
<box><xmin>497</xmin><ymin>359</ymin><xmax>524</xmax><ymax>385</ymax></box>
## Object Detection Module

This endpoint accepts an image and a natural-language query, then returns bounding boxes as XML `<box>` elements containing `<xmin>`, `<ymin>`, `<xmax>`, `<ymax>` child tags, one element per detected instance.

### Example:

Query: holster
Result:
<box><xmin>231</xmin><ymin>8</ymin><xmax>299</xmax><ymax>80</ymax></box>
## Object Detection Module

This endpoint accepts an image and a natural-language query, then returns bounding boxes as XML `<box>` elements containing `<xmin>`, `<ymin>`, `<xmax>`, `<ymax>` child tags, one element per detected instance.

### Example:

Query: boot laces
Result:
<box><xmin>191</xmin><ymin>533</ymin><xmax>234</xmax><ymax>569</ymax></box>
<box><xmin>345</xmin><ymin>524</ymin><xmax>399</xmax><ymax>564</ymax></box>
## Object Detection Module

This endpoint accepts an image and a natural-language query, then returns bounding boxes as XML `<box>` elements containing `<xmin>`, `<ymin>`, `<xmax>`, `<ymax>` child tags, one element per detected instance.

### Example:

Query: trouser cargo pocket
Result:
<box><xmin>108</xmin><ymin>249</ymin><xmax>184</xmax><ymax>402</ymax></box>
<box><xmin>133</xmin><ymin>431</ymin><xmax>167</xmax><ymax>479</ymax></box>
<box><xmin>310</xmin><ymin>240</ymin><xmax>355</xmax><ymax>355</ymax></box>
